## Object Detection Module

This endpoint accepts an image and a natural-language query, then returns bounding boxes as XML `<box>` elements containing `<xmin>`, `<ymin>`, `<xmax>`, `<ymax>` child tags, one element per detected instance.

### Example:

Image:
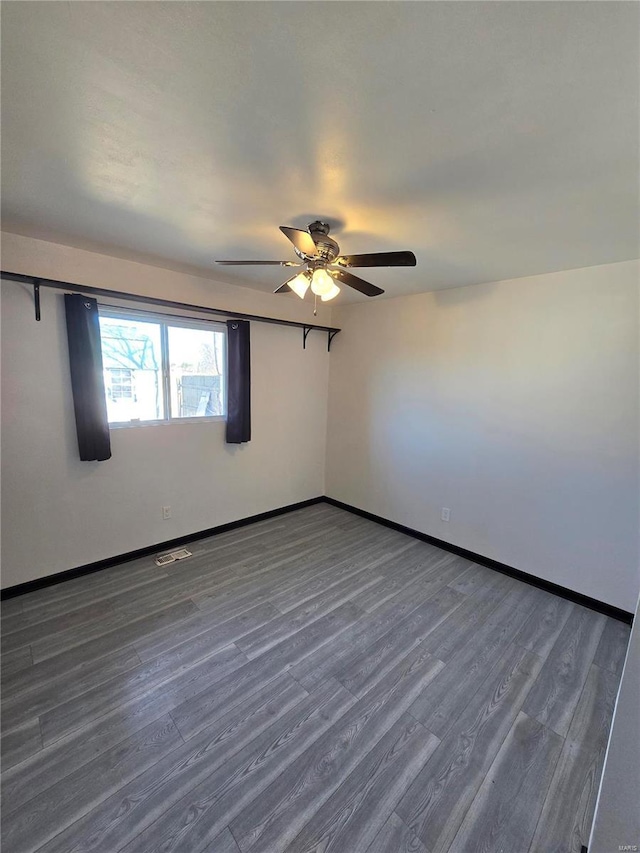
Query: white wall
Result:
<box><xmin>1</xmin><ymin>233</ymin><xmax>331</xmax><ymax>589</ymax></box>
<box><xmin>326</xmin><ymin>260</ymin><xmax>639</xmax><ymax>611</ymax></box>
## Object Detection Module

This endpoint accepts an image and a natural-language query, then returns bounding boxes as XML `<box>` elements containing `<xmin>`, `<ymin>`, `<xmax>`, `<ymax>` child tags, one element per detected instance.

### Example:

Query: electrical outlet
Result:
<box><xmin>162</xmin><ymin>506</ymin><xmax>171</xmax><ymax>520</ymax></box>
<box><xmin>441</xmin><ymin>507</ymin><xmax>451</xmax><ymax>522</ymax></box>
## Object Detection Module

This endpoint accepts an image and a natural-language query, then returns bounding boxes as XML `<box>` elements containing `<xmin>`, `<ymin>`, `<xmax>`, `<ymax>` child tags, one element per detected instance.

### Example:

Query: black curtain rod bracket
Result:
<box><xmin>302</xmin><ymin>326</ymin><xmax>312</xmax><ymax>349</ymax></box>
<box><xmin>1</xmin><ymin>271</ymin><xmax>340</xmax><ymax>350</ymax></box>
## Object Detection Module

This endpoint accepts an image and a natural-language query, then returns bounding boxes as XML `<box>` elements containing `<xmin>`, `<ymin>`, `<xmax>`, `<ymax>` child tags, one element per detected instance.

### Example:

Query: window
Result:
<box><xmin>99</xmin><ymin>309</ymin><xmax>226</xmax><ymax>426</ymax></box>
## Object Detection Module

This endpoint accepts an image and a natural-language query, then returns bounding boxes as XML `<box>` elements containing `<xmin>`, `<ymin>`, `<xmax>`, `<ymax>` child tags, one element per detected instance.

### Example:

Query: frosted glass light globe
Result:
<box><xmin>288</xmin><ymin>272</ymin><xmax>310</xmax><ymax>299</ymax></box>
<box><xmin>310</xmin><ymin>268</ymin><xmax>335</xmax><ymax>297</ymax></box>
<box><xmin>320</xmin><ymin>283</ymin><xmax>341</xmax><ymax>302</ymax></box>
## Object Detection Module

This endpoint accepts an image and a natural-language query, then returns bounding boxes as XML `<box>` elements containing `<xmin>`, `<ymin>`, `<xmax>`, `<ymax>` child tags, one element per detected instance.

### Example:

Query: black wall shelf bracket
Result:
<box><xmin>328</xmin><ymin>330</ymin><xmax>340</xmax><ymax>351</ymax></box>
<box><xmin>34</xmin><ymin>280</ymin><xmax>41</xmax><ymax>321</ymax></box>
<box><xmin>302</xmin><ymin>326</ymin><xmax>312</xmax><ymax>349</ymax></box>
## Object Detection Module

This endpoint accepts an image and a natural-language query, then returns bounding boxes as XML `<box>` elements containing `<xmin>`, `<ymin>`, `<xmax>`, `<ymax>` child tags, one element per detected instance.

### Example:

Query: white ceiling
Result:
<box><xmin>1</xmin><ymin>1</ymin><xmax>638</xmax><ymax>302</ymax></box>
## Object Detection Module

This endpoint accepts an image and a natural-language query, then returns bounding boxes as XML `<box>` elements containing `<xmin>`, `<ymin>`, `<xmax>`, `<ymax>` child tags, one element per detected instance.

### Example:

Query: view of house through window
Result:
<box><xmin>99</xmin><ymin>311</ymin><xmax>225</xmax><ymax>425</ymax></box>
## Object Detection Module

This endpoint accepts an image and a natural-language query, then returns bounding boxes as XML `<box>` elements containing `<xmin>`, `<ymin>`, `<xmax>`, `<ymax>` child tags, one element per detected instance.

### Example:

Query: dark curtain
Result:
<box><xmin>64</xmin><ymin>294</ymin><xmax>111</xmax><ymax>461</ymax></box>
<box><xmin>226</xmin><ymin>319</ymin><xmax>251</xmax><ymax>443</ymax></box>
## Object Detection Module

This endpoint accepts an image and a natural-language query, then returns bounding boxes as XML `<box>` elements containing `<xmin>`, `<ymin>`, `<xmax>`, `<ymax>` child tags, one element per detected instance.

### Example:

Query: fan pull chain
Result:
<box><xmin>313</xmin><ymin>293</ymin><xmax>318</xmax><ymax>317</ymax></box>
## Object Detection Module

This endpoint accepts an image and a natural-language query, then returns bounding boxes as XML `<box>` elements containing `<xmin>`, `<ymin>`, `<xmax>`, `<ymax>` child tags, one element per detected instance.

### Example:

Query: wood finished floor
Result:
<box><xmin>0</xmin><ymin>503</ymin><xmax>630</xmax><ymax>853</ymax></box>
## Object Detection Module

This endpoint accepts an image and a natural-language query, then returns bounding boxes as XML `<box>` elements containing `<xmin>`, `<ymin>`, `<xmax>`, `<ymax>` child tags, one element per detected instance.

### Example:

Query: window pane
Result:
<box><xmin>167</xmin><ymin>325</ymin><xmax>225</xmax><ymax>418</ymax></box>
<box><xmin>99</xmin><ymin>316</ymin><xmax>164</xmax><ymax>422</ymax></box>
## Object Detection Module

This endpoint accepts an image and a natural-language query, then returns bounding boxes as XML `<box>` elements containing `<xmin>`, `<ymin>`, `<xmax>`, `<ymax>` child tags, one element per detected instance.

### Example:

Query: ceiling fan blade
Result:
<box><xmin>332</xmin><ymin>268</ymin><xmax>384</xmax><ymax>297</ymax></box>
<box><xmin>215</xmin><ymin>260</ymin><xmax>301</xmax><ymax>266</ymax></box>
<box><xmin>279</xmin><ymin>226</ymin><xmax>318</xmax><ymax>257</ymax></box>
<box><xmin>333</xmin><ymin>251</ymin><xmax>416</xmax><ymax>268</ymax></box>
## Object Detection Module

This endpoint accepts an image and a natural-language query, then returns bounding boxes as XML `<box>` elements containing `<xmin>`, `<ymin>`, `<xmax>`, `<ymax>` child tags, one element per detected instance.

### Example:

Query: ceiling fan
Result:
<box><xmin>216</xmin><ymin>221</ymin><xmax>417</xmax><ymax>310</ymax></box>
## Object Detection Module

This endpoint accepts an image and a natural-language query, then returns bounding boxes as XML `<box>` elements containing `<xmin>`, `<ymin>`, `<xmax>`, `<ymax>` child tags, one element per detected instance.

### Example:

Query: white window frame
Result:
<box><xmin>99</xmin><ymin>307</ymin><xmax>227</xmax><ymax>429</ymax></box>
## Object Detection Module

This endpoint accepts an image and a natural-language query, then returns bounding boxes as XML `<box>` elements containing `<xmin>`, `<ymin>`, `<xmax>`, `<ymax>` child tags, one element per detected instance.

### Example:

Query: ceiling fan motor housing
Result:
<box><xmin>304</xmin><ymin>221</ymin><xmax>340</xmax><ymax>264</ymax></box>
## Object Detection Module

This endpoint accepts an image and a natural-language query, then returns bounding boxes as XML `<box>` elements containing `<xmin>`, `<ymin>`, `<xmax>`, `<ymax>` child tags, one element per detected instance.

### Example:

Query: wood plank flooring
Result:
<box><xmin>0</xmin><ymin>503</ymin><xmax>629</xmax><ymax>853</ymax></box>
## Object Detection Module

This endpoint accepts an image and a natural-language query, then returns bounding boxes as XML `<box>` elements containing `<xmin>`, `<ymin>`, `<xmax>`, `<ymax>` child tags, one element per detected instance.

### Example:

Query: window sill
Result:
<box><xmin>109</xmin><ymin>416</ymin><xmax>226</xmax><ymax>430</ymax></box>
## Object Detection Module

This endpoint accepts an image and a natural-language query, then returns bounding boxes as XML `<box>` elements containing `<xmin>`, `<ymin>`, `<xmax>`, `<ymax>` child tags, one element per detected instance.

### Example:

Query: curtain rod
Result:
<box><xmin>1</xmin><ymin>270</ymin><xmax>341</xmax><ymax>351</ymax></box>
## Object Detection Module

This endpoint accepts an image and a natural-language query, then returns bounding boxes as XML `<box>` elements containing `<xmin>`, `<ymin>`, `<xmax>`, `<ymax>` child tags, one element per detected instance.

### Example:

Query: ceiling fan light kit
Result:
<box><xmin>216</xmin><ymin>221</ymin><xmax>416</xmax><ymax>313</ymax></box>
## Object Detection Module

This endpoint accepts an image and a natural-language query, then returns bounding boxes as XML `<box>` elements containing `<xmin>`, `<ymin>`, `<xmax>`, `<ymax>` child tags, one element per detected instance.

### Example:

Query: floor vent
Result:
<box><xmin>171</xmin><ymin>548</ymin><xmax>192</xmax><ymax>560</ymax></box>
<box><xmin>155</xmin><ymin>548</ymin><xmax>192</xmax><ymax>567</ymax></box>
